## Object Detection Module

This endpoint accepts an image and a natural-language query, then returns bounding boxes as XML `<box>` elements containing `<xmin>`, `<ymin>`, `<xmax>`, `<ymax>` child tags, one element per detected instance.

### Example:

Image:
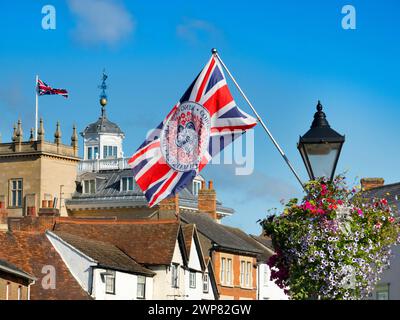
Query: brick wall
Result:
<box><xmin>198</xmin><ymin>181</ymin><xmax>217</xmax><ymax>220</ymax></box>
<box><xmin>212</xmin><ymin>251</ymin><xmax>257</xmax><ymax>300</ymax></box>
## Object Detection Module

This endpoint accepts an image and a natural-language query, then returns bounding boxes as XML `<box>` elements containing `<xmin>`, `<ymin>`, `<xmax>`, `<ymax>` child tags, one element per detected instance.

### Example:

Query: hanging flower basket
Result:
<box><xmin>261</xmin><ymin>175</ymin><xmax>400</xmax><ymax>300</ymax></box>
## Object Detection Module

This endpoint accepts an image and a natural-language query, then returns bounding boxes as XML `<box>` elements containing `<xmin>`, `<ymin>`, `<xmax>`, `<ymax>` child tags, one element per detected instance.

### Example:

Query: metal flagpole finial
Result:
<box><xmin>211</xmin><ymin>48</ymin><xmax>218</xmax><ymax>55</ymax></box>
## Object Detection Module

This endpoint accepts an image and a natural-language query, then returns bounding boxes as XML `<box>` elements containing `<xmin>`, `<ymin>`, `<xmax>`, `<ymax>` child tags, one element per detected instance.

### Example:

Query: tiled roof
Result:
<box><xmin>0</xmin><ymin>231</ymin><xmax>91</xmax><ymax>300</ymax></box>
<box><xmin>0</xmin><ymin>258</ymin><xmax>36</xmax><ymax>281</ymax></box>
<box><xmin>82</xmin><ymin>115</ymin><xmax>124</xmax><ymax>135</ymax></box>
<box><xmin>52</xmin><ymin>231</ymin><xmax>155</xmax><ymax>276</ymax></box>
<box><xmin>66</xmin><ymin>169</ymin><xmax>234</xmax><ymax>215</ymax></box>
<box><xmin>182</xmin><ymin>224</ymin><xmax>194</xmax><ymax>257</ymax></box>
<box><xmin>360</xmin><ymin>182</ymin><xmax>400</xmax><ymax>215</ymax></box>
<box><xmin>53</xmin><ymin>220</ymin><xmax>183</xmax><ymax>266</ymax></box>
<box><xmin>250</xmin><ymin>235</ymin><xmax>274</xmax><ymax>251</ymax></box>
<box><xmin>180</xmin><ymin>212</ymin><xmax>262</xmax><ymax>256</ymax></box>
<box><xmin>222</xmin><ymin>226</ymin><xmax>275</xmax><ymax>263</ymax></box>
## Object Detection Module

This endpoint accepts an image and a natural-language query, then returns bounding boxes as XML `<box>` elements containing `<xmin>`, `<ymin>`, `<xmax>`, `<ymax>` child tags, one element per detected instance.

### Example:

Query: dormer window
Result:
<box><xmin>121</xmin><ymin>177</ymin><xmax>134</xmax><ymax>191</ymax></box>
<box><xmin>83</xmin><ymin>179</ymin><xmax>96</xmax><ymax>194</ymax></box>
<box><xmin>103</xmin><ymin>145</ymin><xmax>118</xmax><ymax>159</ymax></box>
<box><xmin>192</xmin><ymin>180</ymin><xmax>202</xmax><ymax>196</ymax></box>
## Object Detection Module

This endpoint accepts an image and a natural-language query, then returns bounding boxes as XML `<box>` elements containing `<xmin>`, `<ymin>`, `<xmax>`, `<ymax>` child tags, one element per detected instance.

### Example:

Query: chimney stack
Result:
<box><xmin>198</xmin><ymin>180</ymin><xmax>217</xmax><ymax>220</ymax></box>
<box><xmin>361</xmin><ymin>178</ymin><xmax>385</xmax><ymax>191</ymax></box>
<box><xmin>158</xmin><ymin>194</ymin><xmax>179</xmax><ymax>220</ymax></box>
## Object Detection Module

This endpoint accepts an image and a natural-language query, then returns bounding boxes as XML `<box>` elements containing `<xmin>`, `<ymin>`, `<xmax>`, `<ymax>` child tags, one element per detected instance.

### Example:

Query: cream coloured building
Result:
<box><xmin>0</xmin><ymin>119</ymin><xmax>80</xmax><ymax>217</ymax></box>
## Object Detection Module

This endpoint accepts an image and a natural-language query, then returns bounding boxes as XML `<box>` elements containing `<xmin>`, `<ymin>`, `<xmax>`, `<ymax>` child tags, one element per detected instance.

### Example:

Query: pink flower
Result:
<box><xmin>303</xmin><ymin>201</ymin><xmax>314</xmax><ymax>211</ymax></box>
<box><xmin>337</xmin><ymin>200</ymin><xmax>343</xmax><ymax>205</ymax></box>
<box><xmin>388</xmin><ymin>217</ymin><xmax>395</xmax><ymax>223</ymax></box>
<box><xmin>356</xmin><ymin>208</ymin><xmax>363</xmax><ymax>217</ymax></box>
<box><xmin>375</xmin><ymin>222</ymin><xmax>382</xmax><ymax>229</ymax></box>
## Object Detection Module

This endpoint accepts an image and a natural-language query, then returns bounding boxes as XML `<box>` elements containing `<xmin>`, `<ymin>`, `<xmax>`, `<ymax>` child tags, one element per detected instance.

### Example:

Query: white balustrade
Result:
<box><xmin>78</xmin><ymin>157</ymin><xmax>129</xmax><ymax>173</ymax></box>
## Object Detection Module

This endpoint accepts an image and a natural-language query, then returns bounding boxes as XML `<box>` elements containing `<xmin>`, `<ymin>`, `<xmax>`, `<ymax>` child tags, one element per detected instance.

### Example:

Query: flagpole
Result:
<box><xmin>35</xmin><ymin>75</ymin><xmax>38</xmax><ymax>141</ymax></box>
<box><xmin>212</xmin><ymin>49</ymin><xmax>305</xmax><ymax>190</ymax></box>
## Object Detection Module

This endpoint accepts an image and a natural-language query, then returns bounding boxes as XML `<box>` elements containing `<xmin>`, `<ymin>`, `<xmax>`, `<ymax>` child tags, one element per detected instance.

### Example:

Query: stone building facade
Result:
<box><xmin>0</xmin><ymin>119</ymin><xmax>80</xmax><ymax>217</ymax></box>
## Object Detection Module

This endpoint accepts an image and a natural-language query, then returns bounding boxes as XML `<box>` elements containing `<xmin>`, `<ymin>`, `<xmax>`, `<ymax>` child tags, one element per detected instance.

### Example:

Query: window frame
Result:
<box><xmin>104</xmin><ymin>271</ymin><xmax>116</xmax><ymax>295</ymax></box>
<box><xmin>9</xmin><ymin>178</ymin><xmax>23</xmax><ymax>208</ymax></box>
<box><xmin>376</xmin><ymin>283</ymin><xmax>390</xmax><ymax>300</ymax></box>
<box><xmin>121</xmin><ymin>177</ymin><xmax>134</xmax><ymax>192</ymax></box>
<box><xmin>220</xmin><ymin>257</ymin><xmax>226</xmax><ymax>285</ymax></box>
<box><xmin>137</xmin><ymin>275</ymin><xmax>146</xmax><ymax>299</ymax></box>
<box><xmin>245</xmin><ymin>261</ymin><xmax>251</xmax><ymax>287</ymax></box>
<box><xmin>189</xmin><ymin>271</ymin><xmax>196</xmax><ymax>289</ymax></box>
<box><xmin>87</xmin><ymin>146</ymin><xmax>93</xmax><ymax>160</ymax></box>
<box><xmin>226</xmin><ymin>258</ymin><xmax>233</xmax><ymax>285</ymax></box>
<box><xmin>83</xmin><ymin>179</ymin><xmax>96</xmax><ymax>194</ymax></box>
<box><xmin>171</xmin><ymin>264</ymin><xmax>179</xmax><ymax>288</ymax></box>
<box><xmin>240</xmin><ymin>261</ymin><xmax>245</xmax><ymax>287</ymax></box>
<box><xmin>202</xmin><ymin>273</ymin><xmax>209</xmax><ymax>293</ymax></box>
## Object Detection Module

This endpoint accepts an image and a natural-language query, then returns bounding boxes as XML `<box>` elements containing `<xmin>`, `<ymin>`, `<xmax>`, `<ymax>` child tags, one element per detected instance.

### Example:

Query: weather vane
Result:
<box><xmin>99</xmin><ymin>69</ymin><xmax>108</xmax><ymax>108</ymax></box>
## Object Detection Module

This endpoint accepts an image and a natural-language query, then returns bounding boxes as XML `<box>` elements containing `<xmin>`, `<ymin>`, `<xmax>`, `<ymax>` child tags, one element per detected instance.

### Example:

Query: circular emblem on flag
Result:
<box><xmin>161</xmin><ymin>101</ymin><xmax>211</xmax><ymax>172</ymax></box>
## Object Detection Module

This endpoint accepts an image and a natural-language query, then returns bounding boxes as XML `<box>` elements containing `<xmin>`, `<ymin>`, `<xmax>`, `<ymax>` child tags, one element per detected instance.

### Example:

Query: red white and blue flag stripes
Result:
<box><xmin>37</xmin><ymin>79</ymin><xmax>68</xmax><ymax>98</ymax></box>
<box><xmin>128</xmin><ymin>55</ymin><xmax>257</xmax><ymax>207</ymax></box>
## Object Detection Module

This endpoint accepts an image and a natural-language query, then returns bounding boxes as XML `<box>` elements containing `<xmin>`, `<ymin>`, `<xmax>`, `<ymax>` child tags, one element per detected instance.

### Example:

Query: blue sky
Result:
<box><xmin>1</xmin><ymin>0</ymin><xmax>400</xmax><ymax>234</ymax></box>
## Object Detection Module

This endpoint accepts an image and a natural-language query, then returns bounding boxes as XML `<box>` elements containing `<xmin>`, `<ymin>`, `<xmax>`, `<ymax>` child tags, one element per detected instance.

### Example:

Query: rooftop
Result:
<box><xmin>0</xmin><ymin>258</ymin><xmax>36</xmax><ymax>281</ymax></box>
<box><xmin>51</xmin><ymin>231</ymin><xmax>155</xmax><ymax>276</ymax></box>
<box><xmin>66</xmin><ymin>169</ymin><xmax>234</xmax><ymax>216</ymax></box>
<box><xmin>222</xmin><ymin>226</ymin><xmax>275</xmax><ymax>263</ymax></box>
<box><xmin>180</xmin><ymin>212</ymin><xmax>262</xmax><ymax>256</ymax></box>
<box><xmin>0</xmin><ymin>231</ymin><xmax>91</xmax><ymax>300</ymax></box>
<box><xmin>82</xmin><ymin>115</ymin><xmax>124</xmax><ymax>136</ymax></box>
<box><xmin>53</xmin><ymin>219</ymin><xmax>185</xmax><ymax>266</ymax></box>
<box><xmin>360</xmin><ymin>182</ymin><xmax>400</xmax><ymax>215</ymax></box>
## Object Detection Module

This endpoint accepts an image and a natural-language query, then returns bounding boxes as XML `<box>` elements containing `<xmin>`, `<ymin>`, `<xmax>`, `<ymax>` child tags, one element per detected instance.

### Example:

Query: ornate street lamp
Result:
<box><xmin>298</xmin><ymin>101</ymin><xmax>345</xmax><ymax>181</ymax></box>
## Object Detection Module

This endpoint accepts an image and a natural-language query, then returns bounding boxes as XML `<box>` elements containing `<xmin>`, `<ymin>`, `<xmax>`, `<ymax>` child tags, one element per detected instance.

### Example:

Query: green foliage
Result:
<box><xmin>261</xmin><ymin>175</ymin><xmax>400</xmax><ymax>300</ymax></box>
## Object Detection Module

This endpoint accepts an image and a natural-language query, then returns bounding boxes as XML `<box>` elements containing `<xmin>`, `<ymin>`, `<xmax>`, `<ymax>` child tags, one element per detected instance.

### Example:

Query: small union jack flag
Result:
<box><xmin>128</xmin><ymin>54</ymin><xmax>257</xmax><ymax>207</ymax></box>
<box><xmin>37</xmin><ymin>79</ymin><xmax>68</xmax><ymax>98</ymax></box>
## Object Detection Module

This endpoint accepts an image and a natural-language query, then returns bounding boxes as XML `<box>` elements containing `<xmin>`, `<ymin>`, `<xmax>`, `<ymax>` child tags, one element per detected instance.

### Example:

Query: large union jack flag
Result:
<box><xmin>37</xmin><ymin>79</ymin><xmax>68</xmax><ymax>98</ymax></box>
<box><xmin>128</xmin><ymin>54</ymin><xmax>257</xmax><ymax>207</ymax></box>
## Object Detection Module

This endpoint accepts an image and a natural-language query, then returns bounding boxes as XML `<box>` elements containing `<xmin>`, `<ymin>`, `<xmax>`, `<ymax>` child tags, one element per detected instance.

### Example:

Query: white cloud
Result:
<box><xmin>67</xmin><ymin>0</ymin><xmax>135</xmax><ymax>47</ymax></box>
<box><xmin>176</xmin><ymin>18</ymin><xmax>220</xmax><ymax>45</ymax></box>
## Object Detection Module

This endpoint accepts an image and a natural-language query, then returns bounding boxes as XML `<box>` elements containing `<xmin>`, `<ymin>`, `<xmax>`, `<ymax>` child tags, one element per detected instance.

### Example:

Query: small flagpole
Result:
<box><xmin>35</xmin><ymin>75</ymin><xmax>38</xmax><ymax>141</ymax></box>
<box><xmin>212</xmin><ymin>49</ymin><xmax>305</xmax><ymax>190</ymax></box>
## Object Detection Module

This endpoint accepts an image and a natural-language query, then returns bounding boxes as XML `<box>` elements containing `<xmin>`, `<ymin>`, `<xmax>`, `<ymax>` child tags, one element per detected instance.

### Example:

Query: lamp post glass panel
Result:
<box><xmin>298</xmin><ymin>101</ymin><xmax>345</xmax><ymax>181</ymax></box>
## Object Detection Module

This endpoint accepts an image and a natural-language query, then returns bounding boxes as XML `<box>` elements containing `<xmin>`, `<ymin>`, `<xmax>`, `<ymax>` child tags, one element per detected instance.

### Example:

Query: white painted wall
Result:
<box><xmin>46</xmin><ymin>231</ymin><xmax>96</xmax><ymax>292</ymax></box>
<box><xmin>200</xmin><ymin>270</ymin><xmax>215</xmax><ymax>300</ymax></box>
<box><xmin>99</xmin><ymin>134</ymin><xmax>124</xmax><ymax>159</ymax></box>
<box><xmin>92</xmin><ymin>268</ymin><xmax>153</xmax><ymax>300</ymax></box>
<box><xmin>150</xmin><ymin>240</ymin><xmax>186</xmax><ymax>300</ymax></box>
<box><xmin>83</xmin><ymin>132</ymin><xmax>124</xmax><ymax>160</ymax></box>
<box><xmin>47</xmin><ymin>231</ymin><xmax>154</xmax><ymax>300</ymax></box>
<box><xmin>257</xmin><ymin>264</ymin><xmax>288</xmax><ymax>300</ymax></box>
<box><xmin>185</xmin><ymin>240</ymin><xmax>205</xmax><ymax>300</ymax></box>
